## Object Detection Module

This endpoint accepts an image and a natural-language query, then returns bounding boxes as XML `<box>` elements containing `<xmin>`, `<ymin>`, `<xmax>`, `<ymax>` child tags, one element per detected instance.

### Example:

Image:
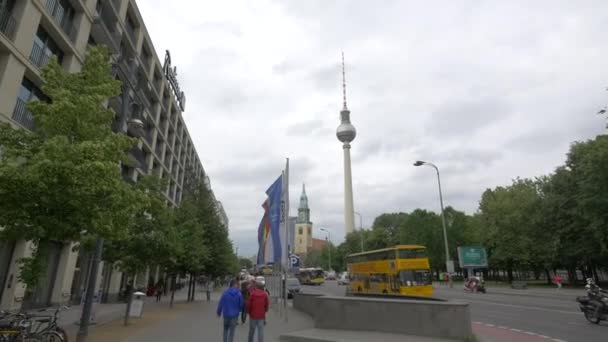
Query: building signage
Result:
<box><xmin>457</xmin><ymin>246</ymin><xmax>488</xmax><ymax>268</ymax></box>
<box><xmin>162</xmin><ymin>50</ymin><xmax>186</xmax><ymax>111</ymax></box>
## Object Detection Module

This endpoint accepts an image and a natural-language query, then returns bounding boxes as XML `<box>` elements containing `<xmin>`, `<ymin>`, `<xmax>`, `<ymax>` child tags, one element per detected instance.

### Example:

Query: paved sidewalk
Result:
<box><xmin>60</xmin><ymin>287</ymin><xmax>215</xmax><ymax>340</ymax></box>
<box><xmin>81</xmin><ymin>293</ymin><xmax>313</xmax><ymax>342</ymax></box>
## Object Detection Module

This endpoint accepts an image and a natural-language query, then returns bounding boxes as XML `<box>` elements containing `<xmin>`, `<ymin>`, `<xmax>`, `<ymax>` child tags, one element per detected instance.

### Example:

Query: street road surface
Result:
<box><xmin>302</xmin><ymin>281</ymin><xmax>607</xmax><ymax>342</ymax></box>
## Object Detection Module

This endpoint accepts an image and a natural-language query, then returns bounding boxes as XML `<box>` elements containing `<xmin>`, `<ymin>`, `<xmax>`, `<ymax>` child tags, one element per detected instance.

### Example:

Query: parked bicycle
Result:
<box><xmin>0</xmin><ymin>306</ymin><xmax>69</xmax><ymax>342</ymax></box>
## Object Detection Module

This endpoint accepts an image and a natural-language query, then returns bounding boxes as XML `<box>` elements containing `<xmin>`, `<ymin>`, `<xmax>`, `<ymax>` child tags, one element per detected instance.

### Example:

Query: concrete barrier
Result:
<box><xmin>293</xmin><ymin>293</ymin><xmax>324</xmax><ymax>317</ymax></box>
<box><xmin>292</xmin><ymin>294</ymin><xmax>472</xmax><ymax>340</ymax></box>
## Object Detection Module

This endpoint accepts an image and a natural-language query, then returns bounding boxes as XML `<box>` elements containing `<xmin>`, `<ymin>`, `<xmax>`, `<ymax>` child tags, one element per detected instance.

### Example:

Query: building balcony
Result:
<box><xmin>0</xmin><ymin>7</ymin><xmax>17</xmax><ymax>40</ymax></box>
<box><xmin>12</xmin><ymin>98</ymin><xmax>35</xmax><ymax>131</ymax></box>
<box><xmin>91</xmin><ymin>0</ymin><xmax>121</xmax><ymax>53</ymax></box>
<box><xmin>30</xmin><ymin>42</ymin><xmax>53</xmax><ymax>69</ymax></box>
<box><xmin>44</xmin><ymin>0</ymin><xmax>78</xmax><ymax>43</ymax></box>
<box><xmin>128</xmin><ymin>146</ymin><xmax>147</xmax><ymax>172</ymax></box>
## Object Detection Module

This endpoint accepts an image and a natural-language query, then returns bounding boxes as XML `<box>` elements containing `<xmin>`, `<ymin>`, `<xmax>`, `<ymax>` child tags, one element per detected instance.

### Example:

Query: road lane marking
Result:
<box><xmin>475</xmin><ymin>321</ymin><xmax>567</xmax><ymax>342</ymax></box>
<box><xmin>465</xmin><ymin>298</ymin><xmax>579</xmax><ymax>315</ymax></box>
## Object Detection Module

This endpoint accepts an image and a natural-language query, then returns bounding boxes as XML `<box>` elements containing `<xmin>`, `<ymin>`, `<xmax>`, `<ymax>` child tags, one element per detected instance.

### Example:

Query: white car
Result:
<box><xmin>338</xmin><ymin>272</ymin><xmax>350</xmax><ymax>285</ymax></box>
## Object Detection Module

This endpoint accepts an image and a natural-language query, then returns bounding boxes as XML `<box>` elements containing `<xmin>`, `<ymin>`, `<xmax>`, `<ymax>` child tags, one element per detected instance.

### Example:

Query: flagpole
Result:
<box><xmin>284</xmin><ymin>158</ymin><xmax>289</xmax><ymax>321</ymax></box>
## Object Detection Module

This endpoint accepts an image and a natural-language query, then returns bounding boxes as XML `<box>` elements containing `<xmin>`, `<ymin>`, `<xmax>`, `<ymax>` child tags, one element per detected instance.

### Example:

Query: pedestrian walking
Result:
<box><xmin>217</xmin><ymin>279</ymin><xmax>244</xmax><ymax>342</ymax></box>
<box><xmin>247</xmin><ymin>282</ymin><xmax>269</xmax><ymax>342</ymax></box>
<box><xmin>240</xmin><ymin>277</ymin><xmax>252</xmax><ymax>323</ymax></box>
<box><xmin>553</xmin><ymin>274</ymin><xmax>562</xmax><ymax>291</ymax></box>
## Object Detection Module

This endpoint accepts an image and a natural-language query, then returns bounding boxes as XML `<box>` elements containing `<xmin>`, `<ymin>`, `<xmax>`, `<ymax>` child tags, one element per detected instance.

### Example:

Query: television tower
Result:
<box><xmin>336</xmin><ymin>52</ymin><xmax>356</xmax><ymax>236</ymax></box>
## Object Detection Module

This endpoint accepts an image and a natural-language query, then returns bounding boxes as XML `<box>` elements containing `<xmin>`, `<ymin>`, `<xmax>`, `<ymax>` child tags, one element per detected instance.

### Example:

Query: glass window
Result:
<box><xmin>398</xmin><ymin>249</ymin><xmax>427</xmax><ymax>259</ymax></box>
<box><xmin>34</xmin><ymin>26</ymin><xmax>64</xmax><ymax>64</ymax></box>
<box><xmin>399</xmin><ymin>270</ymin><xmax>431</xmax><ymax>286</ymax></box>
<box><xmin>18</xmin><ymin>78</ymin><xmax>45</xmax><ymax>102</ymax></box>
<box><xmin>298</xmin><ymin>228</ymin><xmax>303</xmax><ymax>235</ymax></box>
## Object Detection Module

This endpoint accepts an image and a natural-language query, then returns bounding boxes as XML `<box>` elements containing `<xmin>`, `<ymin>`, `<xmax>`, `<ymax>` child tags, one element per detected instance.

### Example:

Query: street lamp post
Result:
<box><xmin>354</xmin><ymin>211</ymin><xmax>364</xmax><ymax>252</ymax></box>
<box><xmin>320</xmin><ymin>228</ymin><xmax>332</xmax><ymax>271</ymax></box>
<box><xmin>413</xmin><ymin>160</ymin><xmax>453</xmax><ymax>288</ymax></box>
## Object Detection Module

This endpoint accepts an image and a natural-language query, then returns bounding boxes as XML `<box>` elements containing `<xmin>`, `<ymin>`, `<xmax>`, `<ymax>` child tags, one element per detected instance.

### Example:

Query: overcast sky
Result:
<box><xmin>137</xmin><ymin>0</ymin><xmax>607</xmax><ymax>258</ymax></box>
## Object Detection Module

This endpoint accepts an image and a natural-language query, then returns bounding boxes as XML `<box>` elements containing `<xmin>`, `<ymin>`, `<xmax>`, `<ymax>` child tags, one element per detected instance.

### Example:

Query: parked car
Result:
<box><xmin>338</xmin><ymin>272</ymin><xmax>350</xmax><ymax>285</ymax></box>
<box><xmin>286</xmin><ymin>278</ymin><xmax>302</xmax><ymax>298</ymax></box>
<box><xmin>325</xmin><ymin>271</ymin><xmax>337</xmax><ymax>280</ymax></box>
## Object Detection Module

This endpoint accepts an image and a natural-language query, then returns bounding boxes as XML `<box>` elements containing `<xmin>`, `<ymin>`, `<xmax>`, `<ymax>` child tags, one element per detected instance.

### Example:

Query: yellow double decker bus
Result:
<box><xmin>346</xmin><ymin>245</ymin><xmax>433</xmax><ymax>297</ymax></box>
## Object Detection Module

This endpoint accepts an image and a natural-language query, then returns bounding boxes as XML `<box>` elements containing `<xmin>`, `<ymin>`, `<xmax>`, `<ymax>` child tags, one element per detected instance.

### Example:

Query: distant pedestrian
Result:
<box><xmin>217</xmin><ymin>279</ymin><xmax>244</xmax><ymax>342</ymax></box>
<box><xmin>247</xmin><ymin>282</ymin><xmax>269</xmax><ymax>342</ymax></box>
<box><xmin>553</xmin><ymin>274</ymin><xmax>562</xmax><ymax>291</ymax></box>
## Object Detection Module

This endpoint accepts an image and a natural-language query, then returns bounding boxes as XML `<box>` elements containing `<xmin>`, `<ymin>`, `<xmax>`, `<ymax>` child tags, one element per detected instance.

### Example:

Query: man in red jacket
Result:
<box><xmin>246</xmin><ymin>282</ymin><xmax>269</xmax><ymax>342</ymax></box>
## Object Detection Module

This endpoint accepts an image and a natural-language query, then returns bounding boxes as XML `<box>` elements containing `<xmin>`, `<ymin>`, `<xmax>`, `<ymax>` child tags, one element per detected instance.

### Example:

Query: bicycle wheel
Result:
<box><xmin>37</xmin><ymin>331</ymin><xmax>64</xmax><ymax>342</ymax></box>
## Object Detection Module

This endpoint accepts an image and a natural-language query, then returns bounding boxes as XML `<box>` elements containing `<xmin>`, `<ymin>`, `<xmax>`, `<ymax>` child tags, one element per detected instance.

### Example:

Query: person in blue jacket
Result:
<box><xmin>217</xmin><ymin>278</ymin><xmax>244</xmax><ymax>342</ymax></box>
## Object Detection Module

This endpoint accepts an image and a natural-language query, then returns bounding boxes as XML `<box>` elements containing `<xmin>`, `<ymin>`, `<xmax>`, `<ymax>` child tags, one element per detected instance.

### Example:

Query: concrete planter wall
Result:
<box><xmin>293</xmin><ymin>293</ymin><xmax>472</xmax><ymax>340</ymax></box>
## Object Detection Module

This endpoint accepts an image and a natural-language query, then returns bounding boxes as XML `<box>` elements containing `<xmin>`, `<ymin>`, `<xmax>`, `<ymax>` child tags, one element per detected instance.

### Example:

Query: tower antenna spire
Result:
<box><xmin>342</xmin><ymin>51</ymin><xmax>348</xmax><ymax>110</ymax></box>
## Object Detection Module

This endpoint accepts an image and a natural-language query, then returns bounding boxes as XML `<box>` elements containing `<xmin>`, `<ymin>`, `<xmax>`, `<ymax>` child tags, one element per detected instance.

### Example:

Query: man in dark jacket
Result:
<box><xmin>246</xmin><ymin>282</ymin><xmax>269</xmax><ymax>342</ymax></box>
<box><xmin>217</xmin><ymin>279</ymin><xmax>243</xmax><ymax>342</ymax></box>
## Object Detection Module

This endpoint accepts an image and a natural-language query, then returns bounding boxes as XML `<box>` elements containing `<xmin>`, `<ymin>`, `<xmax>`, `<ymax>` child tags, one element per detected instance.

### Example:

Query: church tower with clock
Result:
<box><xmin>294</xmin><ymin>184</ymin><xmax>313</xmax><ymax>255</ymax></box>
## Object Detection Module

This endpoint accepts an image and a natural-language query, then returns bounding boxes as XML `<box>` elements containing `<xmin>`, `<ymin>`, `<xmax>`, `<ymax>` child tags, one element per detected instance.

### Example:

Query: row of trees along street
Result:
<box><xmin>0</xmin><ymin>46</ymin><xmax>238</xmax><ymax>305</ymax></box>
<box><xmin>313</xmin><ymin>128</ymin><xmax>608</xmax><ymax>285</ymax></box>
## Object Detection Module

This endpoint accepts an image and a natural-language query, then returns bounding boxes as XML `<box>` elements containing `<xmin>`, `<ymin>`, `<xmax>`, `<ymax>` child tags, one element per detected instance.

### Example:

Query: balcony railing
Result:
<box><xmin>92</xmin><ymin>0</ymin><xmax>121</xmax><ymax>51</ymax></box>
<box><xmin>0</xmin><ymin>7</ymin><xmax>17</xmax><ymax>40</ymax></box>
<box><xmin>144</xmin><ymin>127</ymin><xmax>154</xmax><ymax>146</ymax></box>
<box><xmin>30</xmin><ymin>42</ymin><xmax>53</xmax><ymax>69</ymax></box>
<box><xmin>45</xmin><ymin>0</ymin><xmax>77</xmax><ymax>43</ymax></box>
<box><xmin>124</xmin><ymin>23</ymin><xmax>137</xmax><ymax>47</ymax></box>
<box><xmin>12</xmin><ymin>98</ymin><xmax>35</xmax><ymax>131</ymax></box>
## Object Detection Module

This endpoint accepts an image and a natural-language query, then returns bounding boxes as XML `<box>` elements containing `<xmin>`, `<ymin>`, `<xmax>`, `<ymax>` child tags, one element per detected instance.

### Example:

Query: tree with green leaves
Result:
<box><xmin>0</xmin><ymin>46</ymin><xmax>143</xmax><ymax>288</ymax></box>
<box><xmin>478</xmin><ymin>178</ymin><xmax>543</xmax><ymax>282</ymax></box>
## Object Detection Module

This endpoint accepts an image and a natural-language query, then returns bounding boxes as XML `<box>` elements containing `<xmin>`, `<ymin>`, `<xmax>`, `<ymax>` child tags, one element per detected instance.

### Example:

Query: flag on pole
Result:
<box><xmin>256</xmin><ymin>200</ymin><xmax>270</xmax><ymax>265</ymax></box>
<box><xmin>266</xmin><ymin>175</ymin><xmax>283</xmax><ymax>264</ymax></box>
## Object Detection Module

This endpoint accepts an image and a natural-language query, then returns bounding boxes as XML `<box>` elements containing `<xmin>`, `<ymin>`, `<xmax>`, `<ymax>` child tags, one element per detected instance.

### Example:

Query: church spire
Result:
<box><xmin>299</xmin><ymin>183</ymin><xmax>308</xmax><ymax>209</ymax></box>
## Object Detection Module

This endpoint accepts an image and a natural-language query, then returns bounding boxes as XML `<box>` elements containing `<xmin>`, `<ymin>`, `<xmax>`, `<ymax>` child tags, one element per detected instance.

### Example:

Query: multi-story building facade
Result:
<box><xmin>0</xmin><ymin>0</ymin><xmax>219</xmax><ymax>310</ymax></box>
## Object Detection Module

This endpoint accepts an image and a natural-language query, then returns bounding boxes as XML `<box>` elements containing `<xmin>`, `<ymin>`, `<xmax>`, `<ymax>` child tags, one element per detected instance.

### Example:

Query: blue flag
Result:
<box><xmin>266</xmin><ymin>175</ymin><xmax>283</xmax><ymax>263</ymax></box>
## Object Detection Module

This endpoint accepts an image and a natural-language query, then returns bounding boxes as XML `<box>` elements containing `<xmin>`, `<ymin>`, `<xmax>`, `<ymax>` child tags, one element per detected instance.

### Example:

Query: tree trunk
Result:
<box><xmin>170</xmin><ymin>275</ymin><xmax>176</xmax><ymax>308</ymax></box>
<box><xmin>592</xmin><ymin>265</ymin><xmax>600</xmax><ymax>284</ymax></box>
<box><xmin>123</xmin><ymin>275</ymin><xmax>132</xmax><ymax>326</ymax></box>
<box><xmin>191</xmin><ymin>274</ymin><xmax>197</xmax><ymax>301</ymax></box>
<box><xmin>187</xmin><ymin>274</ymin><xmax>192</xmax><ymax>302</ymax></box>
<box><xmin>567</xmin><ymin>267</ymin><xmax>576</xmax><ymax>286</ymax></box>
<box><xmin>544</xmin><ymin>269</ymin><xmax>552</xmax><ymax>285</ymax></box>
<box><xmin>507</xmin><ymin>266</ymin><xmax>514</xmax><ymax>283</ymax></box>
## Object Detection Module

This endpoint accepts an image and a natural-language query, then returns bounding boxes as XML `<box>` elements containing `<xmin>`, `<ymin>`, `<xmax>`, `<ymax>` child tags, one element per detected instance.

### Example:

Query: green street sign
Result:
<box><xmin>457</xmin><ymin>246</ymin><xmax>488</xmax><ymax>268</ymax></box>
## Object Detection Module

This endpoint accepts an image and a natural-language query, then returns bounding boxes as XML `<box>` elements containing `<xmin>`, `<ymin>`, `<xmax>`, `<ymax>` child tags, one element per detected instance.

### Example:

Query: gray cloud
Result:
<box><xmin>137</xmin><ymin>0</ymin><xmax>608</xmax><ymax>258</ymax></box>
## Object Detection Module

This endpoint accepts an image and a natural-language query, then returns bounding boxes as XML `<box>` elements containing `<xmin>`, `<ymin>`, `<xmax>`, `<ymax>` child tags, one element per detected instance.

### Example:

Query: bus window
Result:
<box><xmin>399</xmin><ymin>270</ymin><xmax>431</xmax><ymax>286</ymax></box>
<box><xmin>398</xmin><ymin>249</ymin><xmax>427</xmax><ymax>259</ymax></box>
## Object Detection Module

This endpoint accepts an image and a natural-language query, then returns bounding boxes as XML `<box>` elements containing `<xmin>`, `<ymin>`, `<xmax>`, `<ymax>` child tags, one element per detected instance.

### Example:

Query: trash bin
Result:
<box><xmin>129</xmin><ymin>291</ymin><xmax>146</xmax><ymax>318</ymax></box>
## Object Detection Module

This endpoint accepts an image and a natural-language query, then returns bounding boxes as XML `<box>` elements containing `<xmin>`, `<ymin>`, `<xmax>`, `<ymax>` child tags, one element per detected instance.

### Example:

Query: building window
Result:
<box><xmin>46</xmin><ymin>0</ymin><xmax>76</xmax><ymax>41</ymax></box>
<box><xmin>13</xmin><ymin>78</ymin><xmax>46</xmax><ymax>130</ymax></box>
<box><xmin>31</xmin><ymin>26</ymin><xmax>64</xmax><ymax>68</ymax></box>
<box><xmin>307</xmin><ymin>227</ymin><xmax>312</xmax><ymax>235</ymax></box>
<box><xmin>125</xmin><ymin>12</ymin><xmax>137</xmax><ymax>44</ymax></box>
<box><xmin>298</xmin><ymin>228</ymin><xmax>303</xmax><ymax>235</ymax></box>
